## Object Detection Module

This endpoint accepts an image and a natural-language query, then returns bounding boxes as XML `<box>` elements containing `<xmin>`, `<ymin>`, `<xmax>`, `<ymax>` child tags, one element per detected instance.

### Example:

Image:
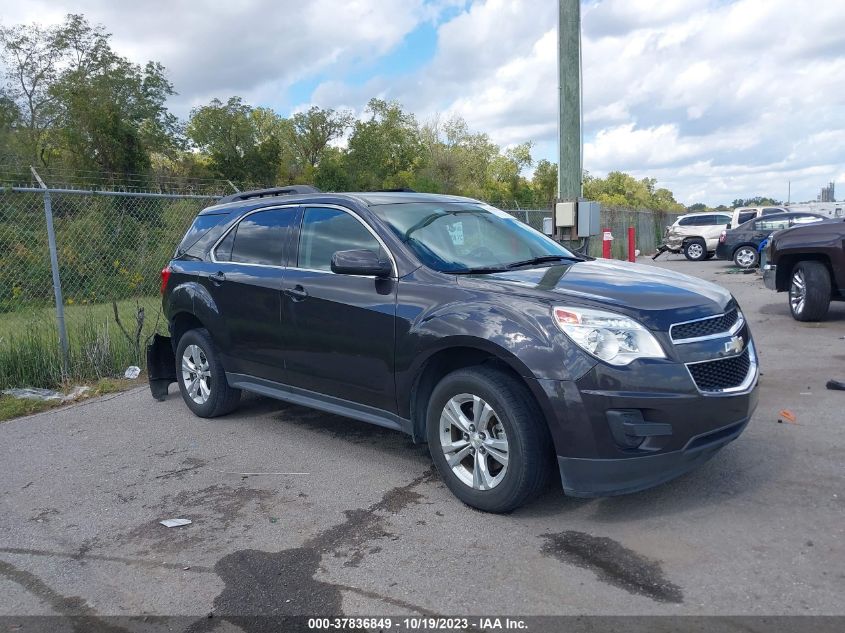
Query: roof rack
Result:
<box><xmin>219</xmin><ymin>185</ymin><xmax>321</xmax><ymax>204</ymax></box>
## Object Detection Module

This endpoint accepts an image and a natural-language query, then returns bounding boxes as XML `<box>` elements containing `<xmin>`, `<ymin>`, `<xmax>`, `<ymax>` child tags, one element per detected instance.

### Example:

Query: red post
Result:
<box><xmin>602</xmin><ymin>228</ymin><xmax>612</xmax><ymax>258</ymax></box>
<box><xmin>627</xmin><ymin>226</ymin><xmax>636</xmax><ymax>262</ymax></box>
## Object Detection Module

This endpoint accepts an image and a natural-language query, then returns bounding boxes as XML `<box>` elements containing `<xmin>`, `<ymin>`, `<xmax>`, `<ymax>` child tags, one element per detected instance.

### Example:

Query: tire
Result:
<box><xmin>175</xmin><ymin>328</ymin><xmax>241</xmax><ymax>417</ymax></box>
<box><xmin>426</xmin><ymin>366</ymin><xmax>554</xmax><ymax>513</ymax></box>
<box><xmin>733</xmin><ymin>245</ymin><xmax>759</xmax><ymax>269</ymax></box>
<box><xmin>683</xmin><ymin>238</ymin><xmax>707</xmax><ymax>261</ymax></box>
<box><xmin>789</xmin><ymin>261</ymin><xmax>831</xmax><ymax>322</ymax></box>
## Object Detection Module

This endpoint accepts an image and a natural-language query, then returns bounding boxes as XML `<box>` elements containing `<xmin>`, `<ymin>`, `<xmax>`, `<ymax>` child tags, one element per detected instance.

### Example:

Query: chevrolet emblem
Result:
<box><xmin>724</xmin><ymin>335</ymin><xmax>744</xmax><ymax>354</ymax></box>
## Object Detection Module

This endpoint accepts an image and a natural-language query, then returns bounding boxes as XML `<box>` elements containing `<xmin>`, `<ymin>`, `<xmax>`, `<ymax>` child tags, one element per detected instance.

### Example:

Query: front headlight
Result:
<box><xmin>552</xmin><ymin>306</ymin><xmax>666</xmax><ymax>366</ymax></box>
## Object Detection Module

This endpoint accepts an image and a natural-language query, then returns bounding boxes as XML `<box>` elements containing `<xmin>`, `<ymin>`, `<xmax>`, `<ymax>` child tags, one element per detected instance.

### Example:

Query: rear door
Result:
<box><xmin>200</xmin><ymin>205</ymin><xmax>300</xmax><ymax>383</ymax></box>
<box><xmin>283</xmin><ymin>206</ymin><xmax>398</xmax><ymax>412</ymax></box>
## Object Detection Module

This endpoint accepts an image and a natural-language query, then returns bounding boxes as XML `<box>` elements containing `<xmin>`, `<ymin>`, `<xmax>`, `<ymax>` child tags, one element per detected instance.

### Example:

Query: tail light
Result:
<box><xmin>160</xmin><ymin>265</ymin><xmax>172</xmax><ymax>295</ymax></box>
<box><xmin>718</xmin><ymin>230</ymin><xmax>726</xmax><ymax>243</ymax></box>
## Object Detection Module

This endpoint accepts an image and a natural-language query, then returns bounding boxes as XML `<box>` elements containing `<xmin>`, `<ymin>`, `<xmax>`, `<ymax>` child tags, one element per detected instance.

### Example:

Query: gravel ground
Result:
<box><xmin>0</xmin><ymin>256</ymin><xmax>843</xmax><ymax>630</ymax></box>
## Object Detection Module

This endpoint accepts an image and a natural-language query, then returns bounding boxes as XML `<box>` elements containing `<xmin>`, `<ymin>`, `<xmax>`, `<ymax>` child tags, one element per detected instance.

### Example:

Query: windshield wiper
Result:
<box><xmin>505</xmin><ymin>255</ymin><xmax>581</xmax><ymax>269</ymax></box>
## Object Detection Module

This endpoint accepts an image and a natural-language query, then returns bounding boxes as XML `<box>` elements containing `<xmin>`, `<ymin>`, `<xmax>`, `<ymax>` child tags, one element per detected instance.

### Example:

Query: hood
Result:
<box><xmin>458</xmin><ymin>259</ymin><xmax>733</xmax><ymax>331</ymax></box>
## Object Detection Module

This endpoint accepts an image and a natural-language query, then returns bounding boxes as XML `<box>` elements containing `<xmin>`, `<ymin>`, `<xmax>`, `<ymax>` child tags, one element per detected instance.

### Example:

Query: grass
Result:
<box><xmin>0</xmin><ymin>376</ymin><xmax>139</xmax><ymax>422</ymax></box>
<box><xmin>0</xmin><ymin>296</ymin><xmax>166</xmax><ymax>390</ymax></box>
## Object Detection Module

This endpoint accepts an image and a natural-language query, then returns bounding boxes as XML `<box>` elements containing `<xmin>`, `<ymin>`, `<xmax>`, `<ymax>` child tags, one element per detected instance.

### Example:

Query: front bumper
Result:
<box><xmin>763</xmin><ymin>264</ymin><xmax>777</xmax><ymax>290</ymax></box>
<box><xmin>533</xmin><ymin>332</ymin><xmax>759</xmax><ymax>497</ymax></box>
<box><xmin>557</xmin><ymin>416</ymin><xmax>750</xmax><ymax>497</ymax></box>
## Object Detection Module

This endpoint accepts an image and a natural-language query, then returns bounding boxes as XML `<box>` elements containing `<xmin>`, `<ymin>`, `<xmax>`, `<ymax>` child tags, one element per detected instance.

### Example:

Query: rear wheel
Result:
<box><xmin>176</xmin><ymin>328</ymin><xmax>241</xmax><ymax>417</ymax></box>
<box><xmin>733</xmin><ymin>245</ymin><xmax>759</xmax><ymax>268</ymax></box>
<box><xmin>427</xmin><ymin>366</ymin><xmax>553</xmax><ymax>513</ymax></box>
<box><xmin>789</xmin><ymin>261</ymin><xmax>831</xmax><ymax>322</ymax></box>
<box><xmin>683</xmin><ymin>238</ymin><xmax>707</xmax><ymax>261</ymax></box>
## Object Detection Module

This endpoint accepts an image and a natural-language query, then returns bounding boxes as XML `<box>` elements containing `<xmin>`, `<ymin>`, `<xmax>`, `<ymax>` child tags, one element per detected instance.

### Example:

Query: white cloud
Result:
<box><xmin>1</xmin><ymin>0</ymin><xmax>843</xmax><ymax>204</ymax></box>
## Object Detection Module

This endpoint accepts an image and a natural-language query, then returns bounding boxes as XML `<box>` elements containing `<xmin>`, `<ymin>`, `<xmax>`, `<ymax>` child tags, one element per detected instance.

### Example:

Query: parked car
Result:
<box><xmin>149</xmin><ymin>187</ymin><xmax>759</xmax><ymax>512</ymax></box>
<box><xmin>716</xmin><ymin>212</ymin><xmax>825</xmax><ymax>268</ymax></box>
<box><xmin>763</xmin><ymin>218</ymin><xmax>845</xmax><ymax>321</ymax></box>
<box><xmin>726</xmin><ymin>205</ymin><xmax>789</xmax><ymax>229</ymax></box>
<box><xmin>662</xmin><ymin>212</ymin><xmax>732</xmax><ymax>261</ymax></box>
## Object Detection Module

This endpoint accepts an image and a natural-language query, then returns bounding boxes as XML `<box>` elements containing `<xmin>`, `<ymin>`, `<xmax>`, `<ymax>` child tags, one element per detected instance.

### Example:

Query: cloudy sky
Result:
<box><xmin>2</xmin><ymin>0</ymin><xmax>843</xmax><ymax>205</ymax></box>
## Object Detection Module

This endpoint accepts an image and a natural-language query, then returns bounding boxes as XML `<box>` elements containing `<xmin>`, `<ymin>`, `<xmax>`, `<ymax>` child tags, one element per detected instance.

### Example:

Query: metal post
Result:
<box><xmin>558</xmin><ymin>0</ymin><xmax>581</xmax><ymax>201</ymax></box>
<box><xmin>31</xmin><ymin>166</ymin><xmax>69</xmax><ymax>375</ymax></box>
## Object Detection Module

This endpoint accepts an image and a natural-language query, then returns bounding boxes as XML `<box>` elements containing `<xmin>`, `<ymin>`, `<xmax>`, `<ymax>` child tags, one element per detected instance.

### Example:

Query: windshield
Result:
<box><xmin>370</xmin><ymin>202</ymin><xmax>578</xmax><ymax>273</ymax></box>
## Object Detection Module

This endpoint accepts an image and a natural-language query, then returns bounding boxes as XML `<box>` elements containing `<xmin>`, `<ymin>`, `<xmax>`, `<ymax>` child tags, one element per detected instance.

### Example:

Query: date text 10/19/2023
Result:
<box><xmin>307</xmin><ymin>617</ymin><xmax>529</xmax><ymax>630</ymax></box>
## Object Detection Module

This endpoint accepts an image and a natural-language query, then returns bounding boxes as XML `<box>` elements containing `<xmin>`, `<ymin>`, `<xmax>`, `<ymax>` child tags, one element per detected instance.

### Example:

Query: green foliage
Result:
<box><xmin>731</xmin><ymin>196</ymin><xmax>782</xmax><ymax>207</ymax></box>
<box><xmin>583</xmin><ymin>171</ymin><xmax>685</xmax><ymax>212</ymax></box>
<box><xmin>187</xmin><ymin>97</ymin><xmax>283</xmax><ymax>184</ymax></box>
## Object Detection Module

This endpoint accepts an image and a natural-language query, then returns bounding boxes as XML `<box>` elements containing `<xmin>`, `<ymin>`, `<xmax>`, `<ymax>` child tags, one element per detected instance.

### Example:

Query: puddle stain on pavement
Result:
<box><xmin>184</xmin><ymin>469</ymin><xmax>437</xmax><ymax>633</ymax></box>
<box><xmin>540</xmin><ymin>530</ymin><xmax>683</xmax><ymax>604</ymax></box>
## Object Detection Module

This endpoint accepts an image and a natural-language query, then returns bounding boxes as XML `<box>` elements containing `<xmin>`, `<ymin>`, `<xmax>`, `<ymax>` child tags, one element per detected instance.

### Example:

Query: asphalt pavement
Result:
<box><xmin>1</xmin><ymin>256</ymin><xmax>843</xmax><ymax>629</ymax></box>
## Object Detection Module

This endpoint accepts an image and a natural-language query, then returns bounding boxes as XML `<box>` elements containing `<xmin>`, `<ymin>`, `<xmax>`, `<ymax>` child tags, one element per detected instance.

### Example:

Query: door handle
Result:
<box><xmin>285</xmin><ymin>284</ymin><xmax>308</xmax><ymax>302</ymax></box>
<box><xmin>209</xmin><ymin>271</ymin><xmax>226</xmax><ymax>284</ymax></box>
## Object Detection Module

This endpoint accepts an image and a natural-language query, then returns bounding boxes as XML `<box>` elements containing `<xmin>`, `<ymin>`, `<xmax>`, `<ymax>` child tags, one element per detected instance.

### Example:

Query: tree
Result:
<box><xmin>1</xmin><ymin>14</ymin><xmax>178</xmax><ymax>174</ymax></box>
<box><xmin>346</xmin><ymin>98</ymin><xmax>421</xmax><ymax>190</ymax></box>
<box><xmin>531</xmin><ymin>160</ymin><xmax>558</xmax><ymax>206</ymax></box>
<box><xmin>583</xmin><ymin>171</ymin><xmax>684</xmax><ymax>211</ymax></box>
<box><xmin>187</xmin><ymin>97</ymin><xmax>283</xmax><ymax>184</ymax></box>
<box><xmin>0</xmin><ymin>19</ymin><xmax>65</xmax><ymax>164</ymax></box>
<box><xmin>286</xmin><ymin>106</ymin><xmax>353</xmax><ymax>169</ymax></box>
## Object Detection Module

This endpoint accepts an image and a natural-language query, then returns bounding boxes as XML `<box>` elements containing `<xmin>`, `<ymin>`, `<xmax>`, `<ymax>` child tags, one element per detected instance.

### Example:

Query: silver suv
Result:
<box><xmin>664</xmin><ymin>212</ymin><xmax>732</xmax><ymax>261</ymax></box>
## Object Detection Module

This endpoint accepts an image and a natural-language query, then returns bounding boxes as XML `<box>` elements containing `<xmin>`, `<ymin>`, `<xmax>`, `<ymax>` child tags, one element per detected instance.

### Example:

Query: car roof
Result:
<box><xmin>199</xmin><ymin>191</ymin><xmax>481</xmax><ymax>215</ymax></box>
<box><xmin>679</xmin><ymin>211</ymin><xmax>731</xmax><ymax>219</ymax></box>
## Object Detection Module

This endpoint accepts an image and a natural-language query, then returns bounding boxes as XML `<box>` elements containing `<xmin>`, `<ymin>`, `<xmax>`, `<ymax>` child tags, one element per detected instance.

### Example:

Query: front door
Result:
<box><xmin>199</xmin><ymin>206</ymin><xmax>300</xmax><ymax>383</ymax></box>
<box><xmin>283</xmin><ymin>206</ymin><xmax>397</xmax><ymax>413</ymax></box>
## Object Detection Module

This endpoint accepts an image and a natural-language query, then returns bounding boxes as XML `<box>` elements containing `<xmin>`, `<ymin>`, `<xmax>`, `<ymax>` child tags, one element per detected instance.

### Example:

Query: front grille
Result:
<box><xmin>671</xmin><ymin>309</ymin><xmax>739</xmax><ymax>341</ymax></box>
<box><xmin>687</xmin><ymin>347</ymin><xmax>751</xmax><ymax>392</ymax></box>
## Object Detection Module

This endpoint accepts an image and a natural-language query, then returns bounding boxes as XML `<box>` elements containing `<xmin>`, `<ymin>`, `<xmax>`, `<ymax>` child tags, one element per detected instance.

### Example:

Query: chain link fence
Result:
<box><xmin>0</xmin><ymin>186</ymin><xmax>218</xmax><ymax>388</ymax></box>
<box><xmin>0</xmin><ymin>183</ymin><xmax>675</xmax><ymax>389</ymax></box>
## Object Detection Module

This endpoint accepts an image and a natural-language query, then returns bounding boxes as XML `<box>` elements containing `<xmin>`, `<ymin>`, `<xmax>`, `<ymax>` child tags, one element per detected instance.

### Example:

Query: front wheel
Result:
<box><xmin>733</xmin><ymin>245</ymin><xmax>759</xmax><ymax>268</ymax></box>
<box><xmin>427</xmin><ymin>366</ymin><xmax>553</xmax><ymax>513</ymax></box>
<box><xmin>789</xmin><ymin>261</ymin><xmax>831</xmax><ymax>322</ymax></box>
<box><xmin>176</xmin><ymin>328</ymin><xmax>241</xmax><ymax>417</ymax></box>
<box><xmin>683</xmin><ymin>239</ymin><xmax>707</xmax><ymax>261</ymax></box>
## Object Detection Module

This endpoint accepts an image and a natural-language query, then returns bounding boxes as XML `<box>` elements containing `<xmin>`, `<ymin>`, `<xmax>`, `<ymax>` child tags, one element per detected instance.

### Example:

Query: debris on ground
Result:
<box><xmin>777</xmin><ymin>409</ymin><xmax>799</xmax><ymax>425</ymax></box>
<box><xmin>159</xmin><ymin>518</ymin><xmax>192</xmax><ymax>528</ymax></box>
<box><xmin>826</xmin><ymin>380</ymin><xmax>845</xmax><ymax>391</ymax></box>
<box><xmin>2</xmin><ymin>386</ymin><xmax>91</xmax><ymax>402</ymax></box>
<box><xmin>124</xmin><ymin>366</ymin><xmax>142</xmax><ymax>380</ymax></box>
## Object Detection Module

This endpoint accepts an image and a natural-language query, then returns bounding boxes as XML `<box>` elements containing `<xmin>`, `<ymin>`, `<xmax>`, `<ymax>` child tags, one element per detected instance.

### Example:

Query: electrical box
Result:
<box><xmin>577</xmin><ymin>200</ymin><xmax>601</xmax><ymax>237</ymax></box>
<box><xmin>555</xmin><ymin>202</ymin><xmax>576</xmax><ymax>227</ymax></box>
<box><xmin>542</xmin><ymin>217</ymin><xmax>554</xmax><ymax>235</ymax></box>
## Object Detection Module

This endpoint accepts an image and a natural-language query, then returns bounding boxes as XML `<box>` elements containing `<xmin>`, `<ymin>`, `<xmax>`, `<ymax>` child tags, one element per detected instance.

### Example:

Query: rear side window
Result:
<box><xmin>678</xmin><ymin>216</ymin><xmax>697</xmax><ymax>226</ymax></box>
<box><xmin>713</xmin><ymin>214</ymin><xmax>731</xmax><ymax>225</ymax></box>
<box><xmin>762</xmin><ymin>207</ymin><xmax>784</xmax><ymax>215</ymax></box>
<box><xmin>216</xmin><ymin>208</ymin><xmax>298</xmax><ymax>266</ymax></box>
<box><xmin>177</xmin><ymin>213</ymin><xmax>229</xmax><ymax>254</ymax></box>
<box><xmin>756</xmin><ymin>218</ymin><xmax>790</xmax><ymax>231</ymax></box>
<box><xmin>298</xmin><ymin>208</ymin><xmax>383</xmax><ymax>271</ymax></box>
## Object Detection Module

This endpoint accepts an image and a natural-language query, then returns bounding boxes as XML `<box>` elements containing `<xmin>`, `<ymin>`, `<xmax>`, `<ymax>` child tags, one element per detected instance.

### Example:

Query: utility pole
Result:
<box><xmin>558</xmin><ymin>0</ymin><xmax>581</xmax><ymax>201</ymax></box>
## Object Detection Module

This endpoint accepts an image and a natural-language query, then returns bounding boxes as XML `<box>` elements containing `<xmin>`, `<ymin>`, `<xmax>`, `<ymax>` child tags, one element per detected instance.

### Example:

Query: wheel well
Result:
<box><xmin>409</xmin><ymin>347</ymin><xmax>540</xmax><ymax>443</ymax></box>
<box><xmin>170</xmin><ymin>312</ymin><xmax>205</xmax><ymax>349</ymax></box>
<box><xmin>775</xmin><ymin>254</ymin><xmax>834</xmax><ymax>291</ymax></box>
<box><xmin>682</xmin><ymin>236</ymin><xmax>705</xmax><ymax>245</ymax></box>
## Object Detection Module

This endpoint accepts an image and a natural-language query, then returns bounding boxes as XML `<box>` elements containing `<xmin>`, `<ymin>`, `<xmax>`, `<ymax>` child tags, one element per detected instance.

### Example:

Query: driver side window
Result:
<box><xmin>298</xmin><ymin>208</ymin><xmax>384</xmax><ymax>272</ymax></box>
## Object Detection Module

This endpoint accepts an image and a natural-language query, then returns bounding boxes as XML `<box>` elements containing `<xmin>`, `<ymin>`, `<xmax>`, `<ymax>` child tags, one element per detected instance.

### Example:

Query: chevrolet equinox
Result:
<box><xmin>149</xmin><ymin>187</ymin><xmax>759</xmax><ymax>512</ymax></box>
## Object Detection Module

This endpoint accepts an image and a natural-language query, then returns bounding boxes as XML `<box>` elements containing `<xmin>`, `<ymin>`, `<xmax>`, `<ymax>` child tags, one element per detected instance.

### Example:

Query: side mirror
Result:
<box><xmin>331</xmin><ymin>249</ymin><xmax>392</xmax><ymax>278</ymax></box>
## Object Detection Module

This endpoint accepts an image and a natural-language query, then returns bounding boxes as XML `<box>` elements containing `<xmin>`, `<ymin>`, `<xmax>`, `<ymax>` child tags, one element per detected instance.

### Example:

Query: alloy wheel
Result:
<box><xmin>439</xmin><ymin>393</ymin><xmax>509</xmax><ymax>490</ymax></box>
<box><xmin>735</xmin><ymin>247</ymin><xmax>756</xmax><ymax>268</ymax></box>
<box><xmin>687</xmin><ymin>243</ymin><xmax>703</xmax><ymax>259</ymax></box>
<box><xmin>181</xmin><ymin>344</ymin><xmax>212</xmax><ymax>404</ymax></box>
<box><xmin>790</xmin><ymin>270</ymin><xmax>806</xmax><ymax>315</ymax></box>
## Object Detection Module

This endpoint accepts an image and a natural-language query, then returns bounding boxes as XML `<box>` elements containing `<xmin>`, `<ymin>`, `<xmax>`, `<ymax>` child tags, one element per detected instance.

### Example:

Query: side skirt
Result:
<box><xmin>226</xmin><ymin>373</ymin><xmax>412</xmax><ymax>435</ymax></box>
